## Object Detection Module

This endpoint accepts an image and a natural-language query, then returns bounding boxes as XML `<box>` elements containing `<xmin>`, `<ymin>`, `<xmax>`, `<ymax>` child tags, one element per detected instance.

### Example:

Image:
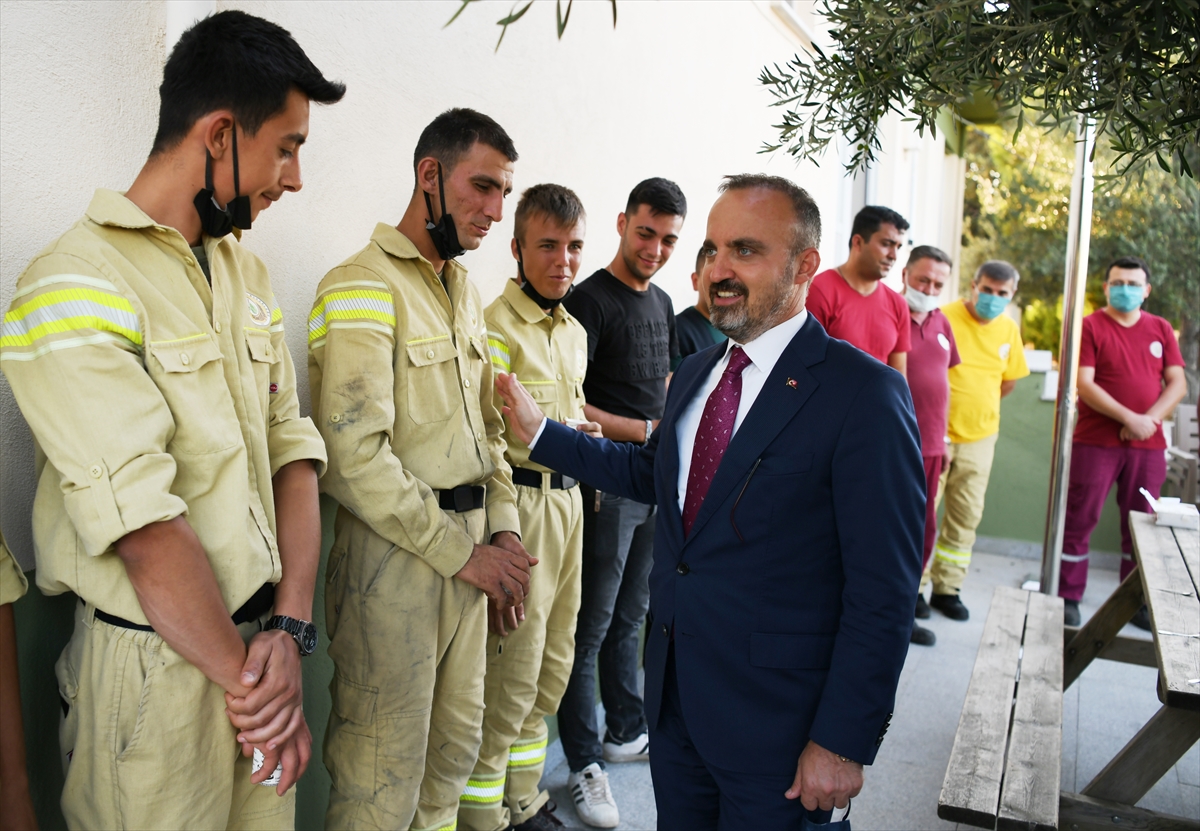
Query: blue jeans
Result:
<box><xmin>558</xmin><ymin>485</ymin><xmax>656</xmax><ymax>772</ymax></box>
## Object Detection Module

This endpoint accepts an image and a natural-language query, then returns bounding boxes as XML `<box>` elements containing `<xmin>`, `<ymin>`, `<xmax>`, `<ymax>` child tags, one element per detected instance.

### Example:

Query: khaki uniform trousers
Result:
<box><xmin>460</xmin><ymin>483</ymin><xmax>583</xmax><ymax>831</ymax></box>
<box><xmin>324</xmin><ymin>505</ymin><xmax>488</xmax><ymax>831</ymax></box>
<box><xmin>922</xmin><ymin>432</ymin><xmax>999</xmax><ymax>594</ymax></box>
<box><xmin>56</xmin><ymin>605</ymin><xmax>292</xmax><ymax>831</ymax></box>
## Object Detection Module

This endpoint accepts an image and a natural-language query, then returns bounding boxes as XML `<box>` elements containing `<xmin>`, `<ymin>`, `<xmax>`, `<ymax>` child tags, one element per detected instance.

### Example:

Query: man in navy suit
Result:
<box><xmin>496</xmin><ymin>174</ymin><xmax>924</xmax><ymax>829</ymax></box>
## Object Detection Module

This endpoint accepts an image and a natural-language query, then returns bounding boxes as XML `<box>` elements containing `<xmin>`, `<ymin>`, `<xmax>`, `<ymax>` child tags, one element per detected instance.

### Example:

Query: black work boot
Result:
<box><xmin>930</xmin><ymin>592</ymin><xmax>970</xmax><ymax>621</ymax></box>
<box><xmin>512</xmin><ymin>801</ymin><xmax>566</xmax><ymax>831</ymax></box>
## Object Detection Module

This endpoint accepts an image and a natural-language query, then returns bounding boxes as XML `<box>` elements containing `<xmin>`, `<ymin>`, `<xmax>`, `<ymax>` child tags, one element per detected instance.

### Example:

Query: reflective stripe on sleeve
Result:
<box><xmin>1</xmin><ymin>279</ymin><xmax>141</xmax><ymax>359</ymax></box>
<box><xmin>487</xmin><ymin>330</ymin><xmax>511</xmax><ymax>373</ymax></box>
<box><xmin>308</xmin><ymin>281</ymin><xmax>395</xmax><ymax>348</ymax></box>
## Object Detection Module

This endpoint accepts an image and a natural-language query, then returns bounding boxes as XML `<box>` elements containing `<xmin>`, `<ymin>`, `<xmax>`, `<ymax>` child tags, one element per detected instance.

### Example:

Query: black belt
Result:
<box><xmin>511</xmin><ymin>467</ymin><xmax>578</xmax><ymax>490</ymax></box>
<box><xmin>93</xmin><ymin>583</ymin><xmax>275</xmax><ymax>632</ymax></box>
<box><xmin>438</xmin><ymin>485</ymin><xmax>485</xmax><ymax>512</ymax></box>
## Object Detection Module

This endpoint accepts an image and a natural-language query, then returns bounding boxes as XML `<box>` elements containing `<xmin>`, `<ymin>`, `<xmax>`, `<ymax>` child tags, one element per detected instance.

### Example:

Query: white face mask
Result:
<box><xmin>904</xmin><ymin>287</ymin><xmax>940</xmax><ymax>314</ymax></box>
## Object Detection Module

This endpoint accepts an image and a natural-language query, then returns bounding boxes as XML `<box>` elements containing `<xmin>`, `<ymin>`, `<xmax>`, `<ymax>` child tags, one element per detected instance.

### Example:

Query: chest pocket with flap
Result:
<box><xmin>406</xmin><ymin>336</ymin><xmax>460</xmax><ymax>424</ymax></box>
<box><xmin>148</xmin><ymin>334</ymin><xmax>238</xmax><ymax>454</ymax></box>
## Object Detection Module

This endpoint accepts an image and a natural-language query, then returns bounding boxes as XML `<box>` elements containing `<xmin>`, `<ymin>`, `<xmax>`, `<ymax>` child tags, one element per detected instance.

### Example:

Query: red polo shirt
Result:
<box><xmin>1074</xmin><ymin>309</ymin><xmax>1184</xmax><ymax>449</ymax></box>
<box><xmin>807</xmin><ymin>269</ymin><xmax>911</xmax><ymax>363</ymax></box>
<box><xmin>908</xmin><ymin>309</ymin><xmax>961</xmax><ymax>457</ymax></box>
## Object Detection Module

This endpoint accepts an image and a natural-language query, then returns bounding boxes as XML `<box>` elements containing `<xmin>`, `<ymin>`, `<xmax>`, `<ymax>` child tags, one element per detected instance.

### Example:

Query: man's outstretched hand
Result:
<box><xmin>456</xmin><ymin>530</ymin><xmax>537</xmax><ymax>608</ymax></box>
<box><xmin>495</xmin><ymin>373</ymin><xmax>546</xmax><ymax>446</ymax></box>
<box><xmin>784</xmin><ymin>740</ymin><xmax>863</xmax><ymax>811</ymax></box>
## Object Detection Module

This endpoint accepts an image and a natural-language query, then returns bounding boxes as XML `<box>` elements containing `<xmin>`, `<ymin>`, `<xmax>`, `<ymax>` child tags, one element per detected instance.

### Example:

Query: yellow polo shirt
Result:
<box><xmin>944</xmin><ymin>298</ymin><xmax>1030</xmax><ymax>443</ymax></box>
<box><xmin>308</xmin><ymin>224</ymin><xmax>519</xmax><ymax>579</ymax></box>
<box><xmin>484</xmin><ymin>279</ymin><xmax>588</xmax><ymax>473</ymax></box>
<box><xmin>0</xmin><ymin>189</ymin><xmax>327</xmax><ymax>624</ymax></box>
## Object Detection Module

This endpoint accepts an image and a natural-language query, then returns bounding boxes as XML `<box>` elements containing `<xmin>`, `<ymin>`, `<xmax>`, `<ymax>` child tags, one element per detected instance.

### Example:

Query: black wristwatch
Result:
<box><xmin>265</xmin><ymin>615</ymin><xmax>318</xmax><ymax>657</ymax></box>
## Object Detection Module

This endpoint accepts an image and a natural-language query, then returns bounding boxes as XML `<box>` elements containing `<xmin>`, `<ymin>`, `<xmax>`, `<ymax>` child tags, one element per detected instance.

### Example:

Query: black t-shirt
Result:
<box><xmin>564</xmin><ymin>268</ymin><xmax>678</xmax><ymax>422</ymax></box>
<box><xmin>672</xmin><ymin>305</ymin><xmax>726</xmax><ymax>371</ymax></box>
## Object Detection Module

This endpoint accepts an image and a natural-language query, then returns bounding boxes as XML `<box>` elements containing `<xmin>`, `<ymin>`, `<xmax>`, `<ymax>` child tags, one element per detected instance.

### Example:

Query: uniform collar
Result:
<box><xmin>372</xmin><ymin>222</ymin><xmax>466</xmax><ymax>282</ymax></box>
<box><xmin>85</xmin><ymin>188</ymin><xmax>242</xmax><ymax>242</ymax></box>
<box><xmin>502</xmin><ymin>278</ymin><xmax>568</xmax><ymax>326</ymax></box>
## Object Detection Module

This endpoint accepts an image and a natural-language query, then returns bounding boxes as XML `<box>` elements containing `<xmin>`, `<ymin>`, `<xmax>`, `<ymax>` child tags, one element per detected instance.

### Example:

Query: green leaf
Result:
<box><xmin>495</xmin><ymin>0</ymin><xmax>534</xmax><ymax>51</ymax></box>
<box><xmin>556</xmin><ymin>0</ymin><xmax>574</xmax><ymax>39</ymax></box>
<box><xmin>444</xmin><ymin>0</ymin><xmax>478</xmax><ymax>29</ymax></box>
<box><xmin>610</xmin><ymin>0</ymin><xmax>618</xmax><ymax>28</ymax></box>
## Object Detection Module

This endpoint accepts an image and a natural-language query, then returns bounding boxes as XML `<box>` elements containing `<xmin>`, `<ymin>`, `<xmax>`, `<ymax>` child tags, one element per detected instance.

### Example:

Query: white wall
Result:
<box><xmin>0</xmin><ymin>0</ymin><xmax>950</xmax><ymax>567</ymax></box>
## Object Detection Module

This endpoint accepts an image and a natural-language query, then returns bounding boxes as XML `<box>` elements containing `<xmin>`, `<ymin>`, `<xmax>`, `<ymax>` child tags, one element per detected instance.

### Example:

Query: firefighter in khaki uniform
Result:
<box><xmin>460</xmin><ymin>185</ymin><xmax>592</xmax><ymax>831</ymax></box>
<box><xmin>1</xmin><ymin>531</ymin><xmax>38</xmax><ymax>829</ymax></box>
<box><xmin>0</xmin><ymin>13</ymin><xmax>343</xmax><ymax>830</ymax></box>
<box><xmin>310</xmin><ymin>108</ymin><xmax>535</xmax><ymax>831</ymax></box>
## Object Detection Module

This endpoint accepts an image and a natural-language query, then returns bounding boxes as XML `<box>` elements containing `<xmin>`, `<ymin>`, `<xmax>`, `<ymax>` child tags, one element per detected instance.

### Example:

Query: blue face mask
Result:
<box><xmin>1108</xmin><ymin>284</ymin><xmax>1146</xmax><ymax>313</ymax></box>
<box><xmin>974</xmin><ymin>291</ymin><xmax>1010</xmax><ymax>321</ymax></box>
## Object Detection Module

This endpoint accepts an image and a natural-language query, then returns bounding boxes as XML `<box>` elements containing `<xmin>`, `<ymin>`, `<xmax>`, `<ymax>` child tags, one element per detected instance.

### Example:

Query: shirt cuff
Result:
<box><xmin>527</xmin><ymin>416</ymin><xmax>549</xmax><ymax>449</ymax></box>
<box><xmin>268</xmin><ymin>416</ymin><xmax>329</xmax><ymax>478</ymax></box>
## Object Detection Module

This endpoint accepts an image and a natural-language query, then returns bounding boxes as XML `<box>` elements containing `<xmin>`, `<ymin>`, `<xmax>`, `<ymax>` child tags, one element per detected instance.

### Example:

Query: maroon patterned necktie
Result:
<box><xmin>682</xmin><ymin>345</ymin><xmax>752</xmax><ymax>535</ymax></box>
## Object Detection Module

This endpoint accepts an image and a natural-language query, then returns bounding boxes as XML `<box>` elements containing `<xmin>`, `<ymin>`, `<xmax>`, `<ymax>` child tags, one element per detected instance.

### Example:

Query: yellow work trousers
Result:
<box><xmin>923</xmin><ymin>432</ymin><xmax>999</xmax><ymax>595</ymax></box>
<box><xmin>56</xmin><ymin>605</ymin><xmax>293</xmax><ymax>831</ymax></box>
<box><xmin>323</xmin><ymin>506</ymin><xmax>488</xmax><ymax>831</ymax></box>
<box><xmin>459</xmin><ymin>483</ymin><xmax>583</xmax><ymax>831</ymax></box>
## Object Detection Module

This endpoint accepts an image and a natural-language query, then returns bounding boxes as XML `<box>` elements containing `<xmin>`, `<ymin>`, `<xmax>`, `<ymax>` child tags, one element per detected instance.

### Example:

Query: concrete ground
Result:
<box><xmin>536</xmin><ymin>547</ymin><xmax>1200</xmax><ymax>830</ymax></box>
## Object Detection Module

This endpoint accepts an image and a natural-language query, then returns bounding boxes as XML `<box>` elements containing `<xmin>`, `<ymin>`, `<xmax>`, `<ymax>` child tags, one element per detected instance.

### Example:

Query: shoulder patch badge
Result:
<box><xmin>246</xmin><ymin>293</ymin><xmax>271</xmax><ymax>326</ymax></box>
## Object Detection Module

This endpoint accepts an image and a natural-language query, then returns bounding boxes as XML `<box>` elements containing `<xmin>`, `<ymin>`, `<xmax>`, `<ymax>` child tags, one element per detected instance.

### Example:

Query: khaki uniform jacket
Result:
<box><xmin>0</xmin><ymin>531</ymin><xmax>28</xmax><ymax>607</ymax></box>
<box><xmin>0</xmin><ymin>190</ymin><xmax>327</xmax><ymax>625</ymax></box>
<box><xmin>308</xmin><ymin>225</ymin><xmax>519</xmax><ymax>577</ymax></box>
<box><xmin>484</xmin><ymin>279</ymin><xmax>588</xmax><ymax>472</ymax></box>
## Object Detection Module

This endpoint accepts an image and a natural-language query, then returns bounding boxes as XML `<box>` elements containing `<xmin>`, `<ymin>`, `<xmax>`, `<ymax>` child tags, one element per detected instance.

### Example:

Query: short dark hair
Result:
<box><xmin>514</xmin><ymin>184</ymin><xmax>586</xmax><ymax>244</ymax></box>
<box><xmin>1105</xmin><ymin>256</ymin><xmax>1152</xmax><ymax>283</ymax></box>
<box><xmin>718</xmin><ymin>173</ymin><xmax>822</xmax><ymax>256</ymax></box>
<box><xmin>413</xmin><ymin>108</ymin><xmax>518</xmax><ymax>175</ymax></box>
<box><xmin>625</xmin><ymin>178</ymin><xmax>687</xmax><ymax>218</ymax></box>
<box><xmin>152</xmin><ymin>11</ymin><xmax>345</xmax><ymax>155</ymax></box>
<box><xmin>849</xmin><ymin>205</ymin><xmax>909</xmax><ymax>248</ymax></box>
<box><xmin>975</xmin><ymin>260</ymin><xmax>1020</xmax><ymax>287</ymax></box>
<box><xmin>906</xmin><ymin>245</ymin><xmax>952</xmax><ymax>269</ymax></box>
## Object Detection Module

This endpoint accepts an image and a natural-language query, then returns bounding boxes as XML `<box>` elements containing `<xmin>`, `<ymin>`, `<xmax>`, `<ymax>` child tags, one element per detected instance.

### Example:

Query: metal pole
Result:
<box><xmin>1041</xmin><ymin>116</ymin><xmax>1095</xmax><ymax>596</ymax></box>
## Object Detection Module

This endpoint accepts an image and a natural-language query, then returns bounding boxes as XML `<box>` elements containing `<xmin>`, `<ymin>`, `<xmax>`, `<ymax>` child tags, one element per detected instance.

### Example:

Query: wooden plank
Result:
<box><xmin>1064</xmin><ymin>625</ymin><xmax>1156</xmax><ymax>668</ymax></box>
<box><xmin>997</xmin><ymin>591</ymin><xmax>1064</xmax><ymax>831</ymax></box>
<box><xmin>1131</xmin><ymin>512</ymin><xmax>1200</xmax><ymax>709</ymax></box>
<box><xmin>1060</xmin><ymin>791</ymin><xmax>1200</xmax><ymax>831</ymax></box>
<box><xmin>1175</xmin><ymin>525</ymin><xmax>1200</xmax><ymax>598</ymax></box>
<box><xmin>1081</xmin><ymin>704</ymin><xmax>1200</xmax><ymax>805</ymax></box>
<box><xmin>938</xmin><ymin>586</ymin><xmax>1028</xmax><ymax>828</ymax></box>
<box><xmin>1063</xmin><ymin>569</ymin><xmax>1145</xmax><ymax>688</ymax></box>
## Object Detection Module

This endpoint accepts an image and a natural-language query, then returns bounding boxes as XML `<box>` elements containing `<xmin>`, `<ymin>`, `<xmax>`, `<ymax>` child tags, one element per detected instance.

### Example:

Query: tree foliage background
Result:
<box><xmin>961</xmin><ymin>120</ymin><xmax>1199</xmax><ymax>390</ymax></box>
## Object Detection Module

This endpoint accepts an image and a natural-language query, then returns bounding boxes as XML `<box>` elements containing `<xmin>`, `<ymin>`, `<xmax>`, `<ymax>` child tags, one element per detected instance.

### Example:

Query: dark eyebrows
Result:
<box><xmin>284</xmin><ymin>133</ymin><xmax>307</xmax><ymax>146</ymax></box>
<box><xmin>472</xmin><ymin>174</ymin><xmax>509</xmax><ymax>194</ymax></box>
<box><xmin>730</xmin><ymin>237</ymin><xmax>766</xmax><ymax>251</ymax></box>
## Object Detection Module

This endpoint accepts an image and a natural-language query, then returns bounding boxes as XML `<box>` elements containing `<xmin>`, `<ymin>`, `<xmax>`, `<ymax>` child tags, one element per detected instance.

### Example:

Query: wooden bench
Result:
<box><xmin>939</xmin><ymin>586</ymin><xmax>1064</xmax><ymax>831</ymax></box>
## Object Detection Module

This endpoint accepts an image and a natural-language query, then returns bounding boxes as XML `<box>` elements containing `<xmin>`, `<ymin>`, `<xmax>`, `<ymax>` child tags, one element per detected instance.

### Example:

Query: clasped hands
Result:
<box><xmin>1119</xmin><ymin>411</ymin><xmax>1160</xmax><ymax>442</ymax></box>
<box><xmin>224</xmin><ymin>629</ymin><xmax>309</xmax><ymax>795</ymax></box>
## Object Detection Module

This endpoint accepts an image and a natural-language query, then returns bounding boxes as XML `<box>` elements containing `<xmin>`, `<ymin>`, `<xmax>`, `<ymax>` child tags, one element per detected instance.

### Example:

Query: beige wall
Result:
<box><xmin>0</xmin><ymin>0</ymin><xmax>950</xmax><ymax>567</ymax></box>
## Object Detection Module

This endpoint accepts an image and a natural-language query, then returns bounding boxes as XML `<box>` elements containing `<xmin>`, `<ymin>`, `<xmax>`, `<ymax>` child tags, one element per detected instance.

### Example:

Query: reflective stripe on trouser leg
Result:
<box><xmin>459</xmin><ymin>485</ymin><xmax>584</xmax><ymax>831</ymax></box>
<box><xmin>324</xmin><ymin>507</ymin><xmax>487</xmax><ymax>831</ymax></box>
<box><xmin>460</xmin><ymin>773</ymin><xmax>506</xmax><ymax>805</ymax></box>
<box><xmin>932</xmin><ymin>433</ymin><xmax>997</xmax><ymax>594</ymax></box>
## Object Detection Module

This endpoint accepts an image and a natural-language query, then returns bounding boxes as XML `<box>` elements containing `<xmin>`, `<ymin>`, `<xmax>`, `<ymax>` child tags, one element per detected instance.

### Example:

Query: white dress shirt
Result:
<box><xmin>527</xmin><ymin>309</ymin><xmax>808</xmax><ymax>514</ymax></box>
<box><xmin>673</xmin><ymin>310</ymin><xmax>806</xmax><ymax>512</ymax></box>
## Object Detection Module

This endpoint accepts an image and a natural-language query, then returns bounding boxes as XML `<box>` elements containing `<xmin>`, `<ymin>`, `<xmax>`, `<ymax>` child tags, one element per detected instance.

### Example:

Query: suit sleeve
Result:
<box><xmin>807</xmin><ymin>367</ymin><xmax>925</xmax><ymax>765</ymax></box>
<box><xmin>530</xmin><ymin>420</ymin><xmax>658</xmax><ymax>505</ymax></box>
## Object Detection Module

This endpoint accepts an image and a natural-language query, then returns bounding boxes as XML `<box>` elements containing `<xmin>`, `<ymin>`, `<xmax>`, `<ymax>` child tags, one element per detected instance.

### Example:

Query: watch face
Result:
<box><xmin>299</xmin><ymin>622</ymin><xmax>319</xmax><ymax>655</ymax></box>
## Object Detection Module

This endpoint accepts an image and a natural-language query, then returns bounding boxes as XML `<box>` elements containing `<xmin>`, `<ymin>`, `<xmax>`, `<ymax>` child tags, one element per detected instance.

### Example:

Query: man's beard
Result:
<box><xmin>709</xmin><ymin>265</ymin><xmax>797</xmax><ymax>343</ymax></box>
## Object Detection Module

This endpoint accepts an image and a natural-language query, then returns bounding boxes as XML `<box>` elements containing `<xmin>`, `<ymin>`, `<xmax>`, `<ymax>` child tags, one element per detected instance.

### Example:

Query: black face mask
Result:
<box><xmin>193</xmin><ymin>126</ymin><xmax>252</xmax><ymax>238</ymax></box>
<box><xmin>424</xmin><ymin>162</ymin><xmax>465</xmax><ymax>261</ymax></box>
<box><xmin>516</xmin><ymin>242</ymin><xmax>571</xmax><ymax>310</ymax></box>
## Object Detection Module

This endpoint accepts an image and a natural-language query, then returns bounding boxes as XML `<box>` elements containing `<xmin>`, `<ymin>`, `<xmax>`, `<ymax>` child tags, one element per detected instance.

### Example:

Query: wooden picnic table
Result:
<box><xmin>1060</xmin><ymin>510</ymin><xmax>1200</xmax><ymax>829</ymax></box>
<box><xmin>941</xmin><ymin>512</ymin><xmax>1199</xmax><ymax>830</ymax></box>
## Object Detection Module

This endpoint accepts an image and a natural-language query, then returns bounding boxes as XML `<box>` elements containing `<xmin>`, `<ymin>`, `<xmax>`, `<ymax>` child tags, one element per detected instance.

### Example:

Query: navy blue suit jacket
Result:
<box><xmin>530</xmin><ymin>314</ymin><xmax>924</xmax><ymax>775</ymax></box>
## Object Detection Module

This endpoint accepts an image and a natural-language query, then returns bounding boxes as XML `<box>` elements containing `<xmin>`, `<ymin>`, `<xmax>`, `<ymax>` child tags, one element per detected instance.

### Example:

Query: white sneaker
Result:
<box><xmin>602</xmin><ymin>731</ymin><xmax>649</xmax><ymax>763</ymax></box>
<box><xmin>567</xmin><ymin>762</ymin><xmax>620</xmax><ymax>828</ymax></box>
